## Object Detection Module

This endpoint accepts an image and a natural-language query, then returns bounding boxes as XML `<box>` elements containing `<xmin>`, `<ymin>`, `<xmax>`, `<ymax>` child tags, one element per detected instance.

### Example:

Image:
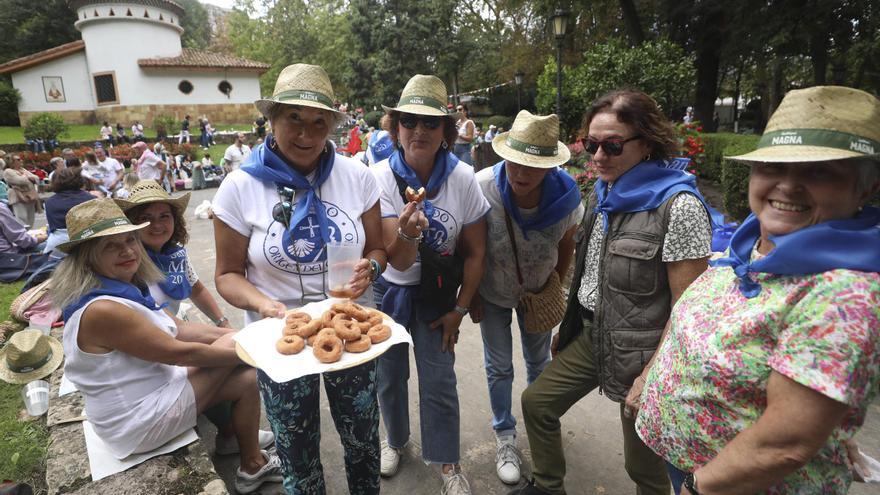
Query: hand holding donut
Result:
<box><xmin>398</xmin><ymin>201</ymin><xmax>428</xmax><ymax>239</ymax></box>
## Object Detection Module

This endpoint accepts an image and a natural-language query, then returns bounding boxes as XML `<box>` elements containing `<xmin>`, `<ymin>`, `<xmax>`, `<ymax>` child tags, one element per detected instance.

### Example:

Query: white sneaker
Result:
<box><xmin>215</xmin><ymin>429</ymin><xmax>275</xmax><ymax>455</ymax></box>
<box><xmin>495</xmin><ymin>435</ymin><xmax>522</xmax><ymax>485</ymax></box>
<box><xmin>441</xmin><ymin>466</ymin><xmax>472</xmax><ymax>495</ymax></box>
<box><xmin>380</xmin><ymin>440</ymin><xmax>402</xmax><ymax>477</ymax></box>
<box><xmin>234</xmin><ymin>450</ymin><xmax>283</xmax><ymax>494</ymax></box>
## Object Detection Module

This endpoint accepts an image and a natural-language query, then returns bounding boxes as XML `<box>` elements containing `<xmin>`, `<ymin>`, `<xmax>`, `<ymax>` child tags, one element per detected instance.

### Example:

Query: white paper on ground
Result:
<box><xmin>82</xmin><ymin>421</ymin><xmax>198</xmax><ymax>481</ymax></box>
<box><xmin>855</xmin><ymin>448</ymin><xmax>880</xmax><ymax>483</ymax></box>
<box><xmin>233</xmin><ymin>298</ymin><xmax>413</xmax><ymax>383</ymax></box>
<box><xmin>58</xmin><ymin>374</ymin><xmax>78</xmax><ymax>397</ymax></box>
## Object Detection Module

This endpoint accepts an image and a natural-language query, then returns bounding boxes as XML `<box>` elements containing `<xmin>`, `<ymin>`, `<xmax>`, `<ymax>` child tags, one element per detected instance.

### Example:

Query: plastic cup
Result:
<box><xmin>28</xmin><ymin>323</ymin><xmax>51</xmax><ymax>336</ymax></box>
<box><xmin>326</xmin><ymin>242</ymin><xmax>362</xmax><ymax>299</ymax></box>
<box><xmin>21</xmin><ymin>380</ymin><xmax>50</xmax><ymax>416</ymax></box>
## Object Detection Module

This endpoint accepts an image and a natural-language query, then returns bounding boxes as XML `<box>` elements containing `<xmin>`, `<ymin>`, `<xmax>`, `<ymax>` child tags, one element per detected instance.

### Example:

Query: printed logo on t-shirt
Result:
<box><xmin>261</xmin><ymin>201</ymin><xmax>360</xmax><ymax>274</ymax></box>
<box><xmin>424</xmin><ymin>205</ymin><xmax>459</xmax><ymax>253</ymax></box>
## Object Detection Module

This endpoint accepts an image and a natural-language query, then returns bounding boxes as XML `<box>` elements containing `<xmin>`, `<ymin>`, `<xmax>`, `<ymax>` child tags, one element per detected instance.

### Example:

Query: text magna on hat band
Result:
<box><xmin>70</xmin><ymin>217</ymin><xmax>132</xmax><ymax>242</ymax></box>
<box><xmin>396</xmin><ymin>95</ymin><xmax>448</xmax><ymax>114</ymax></box>
<box><xmin>505</xmin><ymin>136</ymin><xmax>559</xmax><ymax>157</ymax></box>
<box><xmin>758</xmin><ymin>128</ymin><xmax>879</xmax><ymax>155</ymax></box>
<box><xmin>274</xmin><ymin>89</ymin><xmax>335</xmax><ymax>108</ymax></box>
<box><xmin>8</xmin><ymin>350</ymin><xmax>51</xmax><ymax>373</ymax></box>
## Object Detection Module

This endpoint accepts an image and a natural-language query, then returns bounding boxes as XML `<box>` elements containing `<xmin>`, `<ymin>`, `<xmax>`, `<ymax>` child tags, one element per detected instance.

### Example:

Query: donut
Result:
<box><xmin>285</xmin><ymin>318</ymin><xmax>322</xmax><ymax>338</ymax></box>
<box><xmin>367</xmin><ymin>324</ymin><xmax>391</xmax><ymax>344</ymax></box>
<box><xmin>332</xmin><ymin>314</ymin><xmax>363</xmax><ymax>341</ymax></box>
<box><xmin>344</xmin><ymin>335</ymin><xmax>372</xmax><ymax>353</ymax></box>
<box><xmin>276</xmin><ymin>335</ymin><xmax>305</xmax><ymax>355</ymax></box>
<box><xmin>358</xmin><ymin>314</ymin><xmax>383</xmax><ymax>333</ymax></box>
<box><xmin>313</xmin><ymin>334</ymin><xmax>344</xmax><ymax>363</ymax></box>
<box><xmin>331</xmin><ymin>302</ymin><xmax>369</xmax><ymax>322</ymax></box>
<box><xmin>285</xmin><ymin>311</ymin><xmax>311</xmax><ymax>325</ymax></box>
<box><xmin>308</xmin><ymin>328</ymin><xmax>336</xmax><ymax>346</ymax></box>
<box><xmin>321</xmin><ymin>309</ymin><xmax>339</xmax><ymax>327</ymax></box>
<box><xmin>405</xmin><ymin>186</ymin><xmax>426</xmax><ymax>203</ymax></box>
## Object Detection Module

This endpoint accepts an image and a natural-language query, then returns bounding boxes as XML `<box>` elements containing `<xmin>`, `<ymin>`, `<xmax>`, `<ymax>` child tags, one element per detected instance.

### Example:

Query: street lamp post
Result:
<box><xmin>514</xmin><ymin>70</ymin><xmax>524</xmax><ymax>111</ymax></box>
<box><xmin>551</xmin><ymin>9</ymin><xmax>569</xmax><ymax>119</ymax></box>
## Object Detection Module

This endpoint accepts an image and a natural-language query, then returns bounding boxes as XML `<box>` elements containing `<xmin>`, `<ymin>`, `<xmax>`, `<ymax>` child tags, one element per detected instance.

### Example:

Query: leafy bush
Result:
<box><xmin>0</xmin><ymin>81</ymin><xmax>21</xmax><ymax>126</ymax></box>
<box><xmin>677</xmin><ymin>121</ymin><xmax>705</xmax><ymax>175</ymax></box>
<box><xmin>363</xmin><ymin>110</ymin><xmax>384</xmax><ymax>128</ymax></box>
<box><xmin>485</xmin><ymin>115</ymin><xmax>514</xmax><ymax>132</ymax></box>
<box><xmin>715</xmin><ymin>134</ymin><xmax>760</xmax><ymax>220</ymax></box>
<box><xmin>23</xmin><ymin>112</ymin><xmax>68</xmax><ymax>141</ymax></box>
<box><xmin>153</xmin><ymin>114</ymin><xmax>180</xmax><ymax>138</ymax></box>
<box><xmin>536</xmin><ymin>38</ymin><xmax>695</xmax><ymax>138</ymax></box>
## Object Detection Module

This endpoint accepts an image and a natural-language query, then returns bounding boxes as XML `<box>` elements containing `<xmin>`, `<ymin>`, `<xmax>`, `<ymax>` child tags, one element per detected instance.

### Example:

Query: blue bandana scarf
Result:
<box><xmin>494</xmin><ymin>162</ymin><xmax>581</xmax><ymax>240</ymax></box>
<box><xmin>146</xmin><ymin>244</ymin><xmax>192</xmax><ymax>301</ymax></box>
<box><xmin>62</xmin><ymin>276</ymin><xmax>166</xmax><ymax>322</ymax></box>
<box><xmin>594</xmin><ymin>160</ymin><xmax>715</xmax><ymax>231</ymax></box>
<box><xmin>388</xmin><ymin>148</ymin><xmax>458</xmax><ymax>218</ymax></box>
<box><xmin>241</xmin><ymin>134</ymin><xmax>335</xmax><ymax>244</ymax></box>
<box><xmin>710</xmin><ymin>206</ymin><xmax>880</xmax><ymax>298</ymax></box>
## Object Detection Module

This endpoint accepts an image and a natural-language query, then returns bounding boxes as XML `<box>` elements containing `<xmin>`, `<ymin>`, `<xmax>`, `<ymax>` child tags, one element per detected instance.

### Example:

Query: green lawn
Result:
<box><xmin>0</xmin><ymin>280</ymin><xmax>49</xmax><ymax>490</ymax></box>
<box><xmin>0</xmin><ymin>123</ymin><xmax>252</xmax><ymax>145</ymax></box>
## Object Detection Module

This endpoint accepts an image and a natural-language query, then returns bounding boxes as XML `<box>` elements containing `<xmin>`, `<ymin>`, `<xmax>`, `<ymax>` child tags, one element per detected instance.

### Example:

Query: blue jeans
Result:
<box><xmin>453</xmin><ymin>143</ymin><xmax>472</xmax><ymax>165</ymax></box>
<box><xmin>666</xmin><ymin>463</ymin><xmax>686</xmax><ymax>494</ymax></box>
<box><xmin>479</xmin><ymin>300</ymin><xmax>552</xmax><ymax>437</ymax></box>
<box><xmin>374</xmin><ymin>283</ymin><xmax>460</xmax><ymax>464</ymax></box>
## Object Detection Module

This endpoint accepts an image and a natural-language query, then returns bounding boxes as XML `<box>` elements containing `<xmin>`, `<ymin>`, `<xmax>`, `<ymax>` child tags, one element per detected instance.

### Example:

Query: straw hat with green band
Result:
<box><xmin>254</xmin><ymin>64</ymin><xmax>347</xmax><ymax>126</ymax></box>
<box><xmin>728</xmin><ymin>85</ymin><xmax>880</xmax><ymax>163</ymax></box>
<box><xmin>382</xmin><ymin>74</ymin><xmax>452</xmax><ymax>117</ymax></box>
<box><xmin>115</xmin><ymin>180</ymin><xmax>190</xmax><ymax>216</ymax></box>
<box><xmin>56</xmin><ymin>198</ymin><xmax>150</xmax><ymax>253</ymax></box>
<box><xmin>0</xmin><ymin>329</ymin><xmax>64</xmax><ymax>384</ymax></box>
<box><xmin>492</xmin><ymin>110</ymin><xmax>571</xmax><ymax>169</ymax></box>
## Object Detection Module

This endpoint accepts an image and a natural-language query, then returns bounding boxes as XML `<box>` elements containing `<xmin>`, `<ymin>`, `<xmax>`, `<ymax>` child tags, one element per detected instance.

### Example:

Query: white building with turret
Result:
<box><xmin>0</xmin><ymin>0</ymin><xmax>268</xmax><ymax>126</ymax></box>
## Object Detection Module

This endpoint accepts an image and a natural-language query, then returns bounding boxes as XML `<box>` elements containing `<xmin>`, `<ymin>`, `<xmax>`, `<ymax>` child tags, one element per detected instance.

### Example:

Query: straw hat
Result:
<box><xmin>729</xmin><ymin>86</ymin><xmax>880</xmax><ymax>163</ymax></box>
<box><xmin>115</xmin><ymin>180</ymin><xmax>190</xmax><ymax>215</ymax></box>
<box><xmin>492</xmin><ymin>110</ymin><xmax>571</xmax><ymax>169</ymax></box>
<box><xmin>382</xmin><ymin>74</ymin><xmax>451</xmax><ymax>117</ymax></box>
<box><xmin>0</xmin><ymin>329</ymin><xmax>63</xmax><ymax>384</ymax></box>
<box><xmin>255</xmin><ymin>64</ymin><xmax>347</xmax><ymax>125</ymax></box>
<box><xmin>56</xmin><ymin>198</ymin><xmax>149</xmax><ymax>253</ymax></box>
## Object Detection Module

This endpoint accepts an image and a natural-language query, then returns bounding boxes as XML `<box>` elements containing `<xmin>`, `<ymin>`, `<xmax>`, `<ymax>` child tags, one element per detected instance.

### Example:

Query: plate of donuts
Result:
<box><xmin>232</xmin><ymin>298</ymin><xmax>413</xmax><ymax>383</ymax></box>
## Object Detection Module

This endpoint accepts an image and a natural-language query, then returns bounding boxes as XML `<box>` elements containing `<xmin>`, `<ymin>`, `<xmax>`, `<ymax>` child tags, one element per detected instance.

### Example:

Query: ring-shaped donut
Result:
<box><xmin>313</xmin><ymin>334</ymin><xmax>343</xmax><ymax>363</ymax></box>
<box><xmin>285</xmin><ymin>311</ymin><xmax>311</xmax><ymax>325</ymax></box>
<box><xmin>331</xmin><ymin>302</ymin><xmax>369</xmax><ymax>322</ymax></box>
<box><xmin>286</xmin><ymin>318</ymin><xmax>322</xmax><ymax>338</ymax></box>
<box><xmin>344</xmin><ymin>334</ymin><xmax>372</xmax><ymax>353</ymax></box>
<box><xmin>308</xmin><ymin>328</ymin><xmax>336</xmax><ymax>346</ymax></box>
<box><xmin>367</xmin><ymin>324</ymin><xmax>391</xmax><ymax>344</ymax></box>
<box><xmin>276</xmin><ymin>335</ymin><xmax>305</xmax><ymax>355</ymax></box>
<box><xmin>332</xmin><ymin>315</ymin><xmax>362</xmax><ymax>341</ymax></box>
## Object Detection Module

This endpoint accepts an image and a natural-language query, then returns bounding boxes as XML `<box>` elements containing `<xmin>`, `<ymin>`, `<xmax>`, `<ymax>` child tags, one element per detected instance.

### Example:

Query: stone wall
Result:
<box><xmin>19</xmin><ymin>110</ymin><xmax>98</xmax><ymax>126</ymax></box>
<box><xmin>19</xmin><ymin>103</ymin><xmax>259</xmax><ymax>126</ymax></box>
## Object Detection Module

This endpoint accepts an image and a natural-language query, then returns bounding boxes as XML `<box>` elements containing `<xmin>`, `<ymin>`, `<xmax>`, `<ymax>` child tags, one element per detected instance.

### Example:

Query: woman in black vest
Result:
<box><xmin>511</xmin><ymin>89</ymin><xmax>713</xmax><ymax>495</ymax></box>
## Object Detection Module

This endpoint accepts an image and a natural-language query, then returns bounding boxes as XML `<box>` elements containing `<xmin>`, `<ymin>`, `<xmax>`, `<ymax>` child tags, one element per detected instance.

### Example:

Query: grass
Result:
<box><xmin>0</xmin><ymin>280</ymin><xmax>50</xmax><ymax>490</ymax></box>
<box><xmin>0</xmin><ymin>123</ymin><xmax>253</xmax><ymax>145</ymax></box>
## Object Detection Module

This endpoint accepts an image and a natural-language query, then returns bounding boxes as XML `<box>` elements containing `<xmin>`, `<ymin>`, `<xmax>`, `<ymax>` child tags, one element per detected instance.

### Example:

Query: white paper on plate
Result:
<box><xmin>855</xmin><ymin>448</ymin><xmax>880</xmax><ymax>483</ymax></box>
<box><xmin>82</xmin><ymin>421</ymin><xmax>198</xmax><ymax>481</ymax></box>
<box><xmin>59</xmin><ymin>374</ymin><xmax>78</xmax><ymax>397</ymax></box>
<box><xmin>233</xmin><ymin>298</ymin><xmax>413</xmax><ymax>383</ymax></box>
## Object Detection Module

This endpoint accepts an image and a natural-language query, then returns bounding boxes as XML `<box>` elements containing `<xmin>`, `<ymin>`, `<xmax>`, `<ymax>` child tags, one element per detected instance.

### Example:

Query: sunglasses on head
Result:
<box><xmin>583</xmin><ymin>135</ymin><xmax>641</xmax><ymax>156</ymax></box>
<box><xmin>400</xmin><ymin>114</ymin><xmax>443</xmax><ymax>130</ymax></box>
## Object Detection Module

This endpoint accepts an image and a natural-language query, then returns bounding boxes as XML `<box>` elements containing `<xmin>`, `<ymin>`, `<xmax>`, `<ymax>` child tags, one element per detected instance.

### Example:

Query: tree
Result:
<box><xmin>23</xmin><ymin>113</ymin><xmax>68</xmax><ymax>142</ymax></box>
<box><xmin>178</xmin><ymin>0</ymin><xmax>212</xmax><ymax>50</ymax></box>
<box><xmin>0</xmin><ymin>81</ymin><xmax>21</xmax><ymax>126</ymax></box>
<box><xmin>0</xmin><ymin>0</ymin><xmax>79</xmax><ymax>65</ymax></box>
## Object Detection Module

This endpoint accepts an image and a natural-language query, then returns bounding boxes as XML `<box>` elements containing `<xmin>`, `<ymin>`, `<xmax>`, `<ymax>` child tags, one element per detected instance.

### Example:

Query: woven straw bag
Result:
<box><xmin>504</xmin><ymin>214</ymin><xmax>566</xmax><ymax>333</ymax></box>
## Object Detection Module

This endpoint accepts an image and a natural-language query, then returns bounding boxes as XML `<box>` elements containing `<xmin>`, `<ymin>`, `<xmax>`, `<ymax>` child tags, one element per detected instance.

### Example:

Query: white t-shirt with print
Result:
<box><xmin>371</xmin><ymin>158</ymin><xmax>490</xmax><ymax>286</ymax></box>
<box><xmin>213</xmin><ymin>155</ymin><xmax>380</xmax><ymax>324</ymax></box>
<box><xmin>98</xmin><ymin>157</ymin><xmax>123</xmax><ymax>189</ymax></box>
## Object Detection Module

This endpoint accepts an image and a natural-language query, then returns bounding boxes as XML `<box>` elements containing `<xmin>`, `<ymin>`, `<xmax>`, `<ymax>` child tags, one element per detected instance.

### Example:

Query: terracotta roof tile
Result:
<box><xmin>138</xmin><ymin>49</ymin><xmax>269</xmax><ymax>73</ymax></box>
<box><xmin>0</xmin><ymin>40</ymin><xmax>85</xmax><ymax>75</ymax></box>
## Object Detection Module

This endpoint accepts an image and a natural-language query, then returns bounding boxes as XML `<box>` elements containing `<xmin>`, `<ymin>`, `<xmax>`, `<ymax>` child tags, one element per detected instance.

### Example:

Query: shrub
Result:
<box><xmin>676</xmin><ymin>121</ymin><xmax>705</xmax><ymax>175</ymax></box>
<box><xmin>717</xmin><ymin>135</ymin><xmax>760</xmax><ymax>220</ymax></box>
<box><xmin>0</xmin><ymin>81</ymin><xmax>21</xmax><ymax>126</ymax></box>
<box><xmin>485</xmin><ymin>115</ymin><xmax>514</xmax><ymax>132</ymax></box>
<box><xmin>363</xmin><ymin>110</ymin><xmax>383</xmax><ymax>128</ymax></box>
<box><xmin>153</xmin><ymin>114</ymin><xmax>180</xmax><ymax>138</ymax></box>
<box><xmin>23</xmin><ymin>113</ymin><xmax>68</xmax><ymax>142</ymax></box>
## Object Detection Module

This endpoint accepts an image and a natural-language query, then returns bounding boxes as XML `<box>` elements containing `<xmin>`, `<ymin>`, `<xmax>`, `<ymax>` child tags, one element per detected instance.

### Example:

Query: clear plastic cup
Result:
<box><xmin>21</xmin><ymin>379</ymin><xmax>50</xmax><ymax>416</ymax></box>
<box><xmin>28</xmin><ymin>323</ymin><xmax>51</xmax><ymax>336</ymax></box>
<box><xmin>326</xmin><ymin>242</ymin><xmax>362</xmax><ymax>299</ymax></box>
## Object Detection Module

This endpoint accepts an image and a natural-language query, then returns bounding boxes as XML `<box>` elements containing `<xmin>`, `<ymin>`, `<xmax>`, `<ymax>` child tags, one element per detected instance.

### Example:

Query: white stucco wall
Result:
<box><xmin>11</xmin><ymin>51</ymin><xmax>93</xmax><ymax>112</ymax></box>
<box><xmin>137</xmin><ymin>70</ymin><xmax>262</xmax><ymax>105</ymax></box>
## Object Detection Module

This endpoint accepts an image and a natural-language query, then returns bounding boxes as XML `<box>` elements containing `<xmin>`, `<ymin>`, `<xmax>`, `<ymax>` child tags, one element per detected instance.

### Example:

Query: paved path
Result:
<box><xmin>34</xmin><ymin>188</ymin><xmax>880</xmax><ymax>494</ymax></box>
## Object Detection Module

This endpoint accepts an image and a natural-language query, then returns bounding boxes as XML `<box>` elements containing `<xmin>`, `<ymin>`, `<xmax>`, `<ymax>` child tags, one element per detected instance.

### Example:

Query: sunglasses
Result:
<box><xmin>272</xmin><ymin>186</ymin><xmax>296</xmax><ymax>228</ymax></box>
<box><xmin>583</xmin><ymin>135</ymin><xmax>641</xmax><ymax>156</ymax></box>
<box><xmin>400</xmin><ymin>114</ymin><xmax>443</xmax><ymax>130</ymax></box>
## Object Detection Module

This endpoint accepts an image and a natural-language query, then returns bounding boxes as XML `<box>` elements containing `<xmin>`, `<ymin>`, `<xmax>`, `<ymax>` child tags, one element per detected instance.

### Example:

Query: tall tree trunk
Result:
<box><xmin>693</xmin><ymin>7</ymin><xmax>726</xmax><ymax>132</ymax></box>
<box><xmin>768</xmin><ymin>55</ymin><xmax>784</xmax><ymax>118</ymax></box>
<box><xmin>810</xmin><ymin>31</ymin><xmax>828</xmax><ymax>85</ymax></box>
<box><xmin>619</xmin><ymin>0</ymin><xmax>645</xmax><ymax>44</ymax></box>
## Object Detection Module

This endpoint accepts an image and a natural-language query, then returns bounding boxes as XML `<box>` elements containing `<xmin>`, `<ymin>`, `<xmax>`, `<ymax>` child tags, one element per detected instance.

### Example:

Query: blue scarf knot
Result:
<box><xmin>388</xmin><ymin>149</ymin><xmax>458</xmax><ymax>218</ymax></box>
<box><xmin>593</xmin><ymin>159</ymin><xmax>715</xmax><ymax>232</ymax></box>
<box><xmin>62</xmin><ymin>276</ymin><xmax>167</xmax><ymax>322</ymax></box>
<box><xmin>710</xmin><ymin>206</ymin><xmax>880</xmax><ymax>298</ymax></box>
<box><xmin>241</xmin><ymin>134</ymin><xmax>335</xmax><ymax>245</ymax></box>
<box><xmin>493</xmin><ymin>162</ymin><xmax>581</xmax><ymax>240</ymax></box>
<box><xmin>147</xmin><ymin>244</ymin><xmax>192</xmax><ymax>301</ymax></box>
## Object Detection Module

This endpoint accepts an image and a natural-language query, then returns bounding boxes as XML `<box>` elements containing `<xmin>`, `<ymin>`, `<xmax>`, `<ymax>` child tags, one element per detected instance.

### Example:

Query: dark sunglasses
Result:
<box><xmin>272</xmin><ymin>186</ymin><xmax>296</xmax><ymax>228</ymax></box>
<box><xmin>583</xmin><ymin>135</ymin><xmax>641</xmax><ymax>156</ymax></box>
<box><xmin>400</xmin><ymin>114</ymin><xmax>443</xmax><ymax>130</ymax></box>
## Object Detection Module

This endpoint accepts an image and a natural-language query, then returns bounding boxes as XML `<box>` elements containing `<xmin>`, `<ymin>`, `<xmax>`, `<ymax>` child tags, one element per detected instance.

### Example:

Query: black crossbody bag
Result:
<box><xmin>390</xmin><ymin>171</ymin><xmax>464</xmax><ymax>313</ymax></box>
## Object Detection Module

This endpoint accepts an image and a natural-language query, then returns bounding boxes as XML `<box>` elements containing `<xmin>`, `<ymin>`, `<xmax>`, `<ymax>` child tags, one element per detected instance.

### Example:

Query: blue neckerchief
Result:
<box><xmin>594</xmin><ymin>159</ymin><xmax>715</xmax><ymax>231</ymax></box>
<box><xmin>494</xmin><ymin>161</ymin><xmax>581</xmax><ymax>240</ymax></box>
<box><xmin>62</xmin><ymin>276</ymin><xmax>167</xmax><ymax>321</ymax></box>
<box><xmin>388</xmin><ymin>149</ymin><xmax>458</xmax><ymax>218</ymax></box>
<box><xmin>241</xmin><ymin>134</ymin><xmax>335</xmax><ymax>243</ymax></box>
<box><xmin>710</xmin><ymin>206</ymin><xmax>880</xmax><ymax>298</ymax></box>
<box><xmin>146</xmin><ymin>244</ymin><xmax>192</xmax><ymax>301</ymax></box>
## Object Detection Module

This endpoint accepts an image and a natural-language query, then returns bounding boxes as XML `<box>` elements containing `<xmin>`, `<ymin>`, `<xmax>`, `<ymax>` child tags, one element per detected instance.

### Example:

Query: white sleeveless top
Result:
<box><xmin>62</xmin><ymin>296</ymin><xmax>188</xmax><ymax>459</ymax></box>
<box><xmin>455</xmin><ymin>119</ymin><xmax>473</xmax><ymax>145</ymax></box>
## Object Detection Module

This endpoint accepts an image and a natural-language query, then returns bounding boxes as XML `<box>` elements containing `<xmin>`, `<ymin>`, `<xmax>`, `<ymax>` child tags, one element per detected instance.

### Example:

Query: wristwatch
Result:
<box><xmin>453</xmin><ymin>305</ymin><xmax>469</xmax><ymax>316</ymax></box>
<box><xmin>683</xmin><ymin>473</ymin><xmax>701</xmax><ymax>495</ymax></box>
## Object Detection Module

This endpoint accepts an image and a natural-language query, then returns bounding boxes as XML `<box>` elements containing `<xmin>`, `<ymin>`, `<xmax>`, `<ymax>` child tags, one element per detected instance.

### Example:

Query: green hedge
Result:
<box><xmin>700</xmin><ymin>133</ymin><xmax>760</xmax><ymax>221</ymax></box>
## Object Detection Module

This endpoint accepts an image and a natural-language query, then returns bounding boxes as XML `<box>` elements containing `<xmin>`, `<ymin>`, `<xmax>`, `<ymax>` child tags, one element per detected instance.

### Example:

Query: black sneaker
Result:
<box><xmin>506</xmin><ymin>478</ymin><xmax>557</xmax><ymax>495</ymax></box>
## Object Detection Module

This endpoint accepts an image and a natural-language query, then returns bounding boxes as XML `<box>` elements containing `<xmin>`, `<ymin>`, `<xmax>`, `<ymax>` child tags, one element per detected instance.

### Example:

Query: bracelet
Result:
<box><xmin>397</xmin><ymin>227</ymin><xmax>422</xmax><ymax>243</ymax></box>
<box><xmin>213</xmin><ymin>316</ymin><xmax>229</xmax><ymax>326</ymax></box>
<box><xmin>369</xmin><ymin>258</ymin><xmax>382</xmax><ymax>282</ymax></box>
<box><xmin>453</xmin><ymin>305</ymin><xmax>469</xmax><ymax>316</ymax></box>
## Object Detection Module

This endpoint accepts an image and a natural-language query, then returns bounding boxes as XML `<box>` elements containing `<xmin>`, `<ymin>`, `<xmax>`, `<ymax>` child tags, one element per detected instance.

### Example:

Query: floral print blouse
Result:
<box><xmin>636</xmin><ymin>259</ymin><xmax>880</xmax><ymax>493</ymax></box>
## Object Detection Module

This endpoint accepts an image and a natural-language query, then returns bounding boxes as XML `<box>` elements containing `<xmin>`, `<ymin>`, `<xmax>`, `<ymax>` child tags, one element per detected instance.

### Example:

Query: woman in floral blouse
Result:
<box><xmin>634</xmin><ymin>86</ymin><xmax>880</xmax><ymax>494</ymax></box>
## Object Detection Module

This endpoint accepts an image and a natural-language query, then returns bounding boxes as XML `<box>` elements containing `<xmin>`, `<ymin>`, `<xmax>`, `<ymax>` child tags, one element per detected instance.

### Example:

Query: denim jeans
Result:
<box><xmin>479</xmin><ymin>300</ymin><xmax>551</xmax><ymax>437</ymax></box>
<box><xmin>666</xmin><ymin>463</ymin><xmax>686</xmax><ymax>494</ymax></box>
<box><xmin>257</xmin><ymin>362</ymin><xmax>380</xmax><ymax>495</ymax></box>
<box><xmin>375</xmin><ymin>283</ymin><xmax>461</xmax><ymax>464</ymax></box>
<box><xmin>453</xmin><ymin>143</ymin><xmax>472</xmax><ymax>165</ymax></box>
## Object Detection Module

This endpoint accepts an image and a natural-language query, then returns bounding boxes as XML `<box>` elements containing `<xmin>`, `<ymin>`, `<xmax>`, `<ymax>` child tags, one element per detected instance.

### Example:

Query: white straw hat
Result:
<box><xmin>56</xmin><ymin>198</ymin><xmax>149</xmax><ymax>253</ymax></box>
<box><xmin>0</xmin><ymin>329</ymin><xmax>64</xmax><ymax>384</ymax></box>
<box><xmin>382</xmin><ymin>75</ymin><xmax>451</xmax><ymax>117</ymax></box>
<box><xmin>492</xmin><ymin>110</ymin><xmax>571</xmax><ymax>169</ymax></box>
<box><xmin>255</xmin><ymin>64</ymin><xmax>347</xmax><ymax>126</ymax></box>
